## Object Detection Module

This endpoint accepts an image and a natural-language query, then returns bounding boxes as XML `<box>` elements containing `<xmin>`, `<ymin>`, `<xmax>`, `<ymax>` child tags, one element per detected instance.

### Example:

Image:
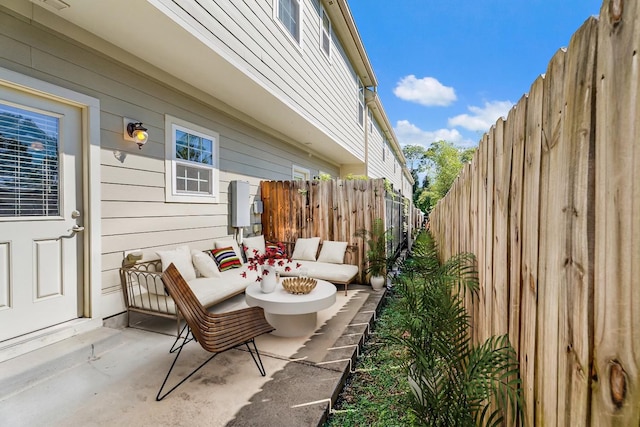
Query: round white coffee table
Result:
<box><xmin>245</xmin><ymin>279</ymin><xmax>337</xmax><ymax>337</ymax></box>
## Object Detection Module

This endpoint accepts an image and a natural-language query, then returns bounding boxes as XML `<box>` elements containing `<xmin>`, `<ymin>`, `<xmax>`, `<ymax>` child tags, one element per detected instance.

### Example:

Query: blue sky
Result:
<box><xmin>348</xmin><ymin>0</ymin><xmax>603</xmax><ymax>149</ymax></box>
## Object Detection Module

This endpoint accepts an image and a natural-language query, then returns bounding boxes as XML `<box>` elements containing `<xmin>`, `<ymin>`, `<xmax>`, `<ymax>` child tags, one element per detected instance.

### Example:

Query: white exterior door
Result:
<box><xmin>0</xmin><ymin>85</ymin><xmax>84</xmax><ymax>342</ymax></box>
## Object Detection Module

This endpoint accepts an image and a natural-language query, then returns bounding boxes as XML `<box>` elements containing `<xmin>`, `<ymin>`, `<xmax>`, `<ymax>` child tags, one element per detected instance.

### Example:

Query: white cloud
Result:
<box><xmin>448</xmin><ymin>100</ymin><xmax>514</xmax><ymax>132</ymax></box>
<box><xmin>393</xmin><ymin>75</ymin><xmax>457</xmax><ymax>107</ymax></box>
<box><xmin>394</xmin><ymin>120</ymin><xmax>472</xmax><ymax>147</ymax></box>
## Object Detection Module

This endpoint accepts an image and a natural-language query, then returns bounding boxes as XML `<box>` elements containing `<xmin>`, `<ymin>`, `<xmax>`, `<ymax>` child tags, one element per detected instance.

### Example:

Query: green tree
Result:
<box><xmin>424</xmin><ymin>140</ymin><xmax>475</xmax><ymax>209</ymax></box>
<box><xmin>402</xmin><ymin>144</ymin><xmax>430</xmax><ymax>212</ymax></box>
<box><xmin>402</xmin><ymin>144</ymin><xmax>429</xmax><ymax>173</ymax></box>
<box><xmin>403</xmin><ymin>142</ymin><xmax>475</xmax><ymax>215</ymax></box>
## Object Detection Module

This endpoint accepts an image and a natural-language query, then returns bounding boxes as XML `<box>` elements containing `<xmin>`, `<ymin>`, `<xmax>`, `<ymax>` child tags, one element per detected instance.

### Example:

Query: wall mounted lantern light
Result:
<box><xmin>123</xmin><ymin>117</ymin><xmax>149</xmax><ymax>149</ymax></box>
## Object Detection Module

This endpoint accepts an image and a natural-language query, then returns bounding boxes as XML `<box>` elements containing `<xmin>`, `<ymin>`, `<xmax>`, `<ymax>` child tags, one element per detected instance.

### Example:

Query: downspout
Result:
<box><xmin>364</xmin><ymin>87</ymin><xmax>377</xmax><ymax>177</ymax></box>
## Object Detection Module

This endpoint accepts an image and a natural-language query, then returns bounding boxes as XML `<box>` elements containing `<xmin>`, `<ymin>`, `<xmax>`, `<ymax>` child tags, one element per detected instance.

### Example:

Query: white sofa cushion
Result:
<box><xmin>191</xmin><ymin>249</ymin><xmax>221</xmax><ymax>278</ymax></box>
<box><xmin>133</xmin><ymin>265</ymin><xmax>258</xmax><ymax>313</ymax></box>
<box><xmin>243</xmin><ymin>235</ymin><xmax>266</xmax><ymax>259</ymax></box>
<box><xmin>188</xmin><ymin>277</ymin><xmax>246</xmax><ymax>307</ymax></box>
<box><xmin>291</xmin><ymin>237</ymin><xmax>321</xmax><ymax>261</ymax></box>
<box><xmin>156</xmin><ymin>245</ymin><xmax>196</xmax><ymax>281</ymax></box>
<box><xmin>279</xmin><ymin>260</ymin><xmax>358</xmax><ymax>284</ymax></box>
<box><xmin>317</xmin><ymin>241</ymin><xmax>348</xmax><ymax>264</ymax></box>
<box><xmin>132</xmin><ymin>292</ymin><xmax>178</xmax><ymax>314</ymax></box>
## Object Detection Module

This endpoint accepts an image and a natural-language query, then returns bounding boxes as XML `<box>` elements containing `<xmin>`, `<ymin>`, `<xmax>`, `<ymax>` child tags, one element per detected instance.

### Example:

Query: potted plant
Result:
<box><xmin>355</xmin><ymin>218</ymin><xmax>394</xmax><ymax>291</ymax></box>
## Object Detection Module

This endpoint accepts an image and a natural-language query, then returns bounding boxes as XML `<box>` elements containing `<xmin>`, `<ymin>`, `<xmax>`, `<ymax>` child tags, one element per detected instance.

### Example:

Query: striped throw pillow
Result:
<box><xmin>266</xmin><ymin>241</ymin><xmax>287</xmax><ymax>257</ymax></box>
<box><xmin>211</xmin><ymin>246</ymin><xmax>242</xmax><ymax>271</ymax></box>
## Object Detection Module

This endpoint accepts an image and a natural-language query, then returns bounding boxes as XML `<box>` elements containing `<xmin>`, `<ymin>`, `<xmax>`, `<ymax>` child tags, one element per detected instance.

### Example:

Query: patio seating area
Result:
<box><xmin>0</xmin><ymin>284</ymin><xmax>386</xmax><ymax>427</ymax></box>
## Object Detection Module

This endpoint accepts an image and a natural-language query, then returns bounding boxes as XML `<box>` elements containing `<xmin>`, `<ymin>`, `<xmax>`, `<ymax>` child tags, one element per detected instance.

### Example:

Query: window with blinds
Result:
<box><xmin>278</xmin><ymin>0</ymin><xmax>301</xmax><ymax>43</ymax></box>
<box><xmin>321</xmin><ymin>8</ymin><xmax>331</xmax><ymax>58</ymax></box>
<box><xmin>0</xmin><ymin>104</ymin><xmax>59</xmax><ymax>217</ymax></box>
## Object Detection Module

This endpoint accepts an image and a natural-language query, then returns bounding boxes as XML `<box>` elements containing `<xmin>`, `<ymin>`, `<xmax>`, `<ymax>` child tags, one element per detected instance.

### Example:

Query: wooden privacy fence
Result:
<box><xmin>260</xmin><ymin>178</ymin><xmax>404</xmax><ymax>282</ymax></box>
<box><xmin>429</xmin><ymin>2</ymin><xmax>639</xmax><ymax>426</ymax></box>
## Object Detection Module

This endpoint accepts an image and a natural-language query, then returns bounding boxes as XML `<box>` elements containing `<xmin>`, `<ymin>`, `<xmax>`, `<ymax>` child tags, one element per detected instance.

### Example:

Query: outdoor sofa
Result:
<box><xmin>120</xmin><ymin>238</ymin><xmax>257</xmax><ymax>333</ymax></box>
<box><xmin>242</xmin><ymin>235</ymin><xmax>360</xmax><ymax>295</ymax></box>
<box><xmin>120</xmin><ymin>236</ymin><xmax>360</xmax><ymax>332</ymax></box>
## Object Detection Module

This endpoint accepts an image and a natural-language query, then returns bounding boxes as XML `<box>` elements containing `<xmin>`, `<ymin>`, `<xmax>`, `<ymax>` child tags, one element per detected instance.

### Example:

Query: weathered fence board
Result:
<box><xmin>429</xmin><ymin>2</ymin><xmax>640</xmax><ymax>425</ymax></box>
<box><xmin>505</xmin><ymin>97</ymin><xmax>527</xmax><ymax>427</ymax></box>
<box><xmin>593</xmin><ymin>0</ymin><xmax>640</xmax><ymax>424</ymax></box>
<box><xmin>537</xmin><ymin>46</ymin><xmax>567</xmax><ymax>427</ymax></box>
<box><xmin>492</xmin><ymin>118</ymin><xmax>510</xmax><ymax>337</ymax></box>
<box><xmin>507</xmin><ymin>94</ymin><xmax>527</xmax><ymax>426</ymax></box>
<box><xmin>484</xmin><ymin>128</ymin><xmax>495</xmax><ymax>343</ymax></box>
<box><xmin>560</xmin><ymin>17</ymin><xmax>597</xmax><ymax>425</ymax></box>
<box><xmin>520</xmin><ymin>75</ymin><xmax>543</xmax><ymax>427</ymax></box>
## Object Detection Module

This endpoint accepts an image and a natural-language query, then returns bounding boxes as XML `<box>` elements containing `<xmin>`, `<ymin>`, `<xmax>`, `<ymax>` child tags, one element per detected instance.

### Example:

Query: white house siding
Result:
<box><xmin>0</xmin><ymin>6</ymin><xmax>339</xmax><ymax>317</ymax></box>
<box><xmin>366</xmin><ymin>117</ymin><xmax>405</xmax><ymax>194</ymax></box>
<box><xmin>170</xmin><ymin>0</ymin><xmax>366</xmax><ymax>161</ymax></box>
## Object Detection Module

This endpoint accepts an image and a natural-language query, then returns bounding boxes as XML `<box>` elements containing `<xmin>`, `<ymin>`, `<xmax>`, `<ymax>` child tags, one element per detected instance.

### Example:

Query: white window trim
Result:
<box><xmin>292</xmin><ymin>164</ymin><xmax>310</xmax><ymax>180</ymax></box>
<box><xmin>274</xmin><ymin>0</ymin><xmax>303</xmax><ymax>48</ymax></box>
<box><xmin>164</xmin><ymin>114</ymin><xmax>220</xmax><ymax>204</ymax></box>
<box><xmin>320</xmin><ymin>6</ymin><xmax>331</xmax><ymax>59</ymax></box>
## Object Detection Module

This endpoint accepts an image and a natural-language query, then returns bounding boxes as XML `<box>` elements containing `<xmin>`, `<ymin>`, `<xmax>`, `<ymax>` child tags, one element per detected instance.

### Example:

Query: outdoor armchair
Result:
<box><xmin>156</xmin><ymin>263</ymin><xmax>274</xmax><ymax>401</ymax></box>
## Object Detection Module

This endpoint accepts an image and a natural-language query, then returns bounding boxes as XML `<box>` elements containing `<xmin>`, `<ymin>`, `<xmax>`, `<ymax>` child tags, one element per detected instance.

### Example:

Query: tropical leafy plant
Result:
<box><xmin>354</xmin><ymin>218</ymin><xmax>394</xmax><ymax>277</ymax></box>
<box><xmin>390</xmin><ymin>232</ymin><xmax>523</xmax><ymax>426</ymax></box>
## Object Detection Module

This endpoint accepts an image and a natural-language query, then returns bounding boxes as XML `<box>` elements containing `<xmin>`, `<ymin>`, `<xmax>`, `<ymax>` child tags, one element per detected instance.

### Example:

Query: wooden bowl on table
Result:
<box><xmin>281</xmin><ymin>277</ymin><xmax>317</xmax><ymax>294</ymax></box>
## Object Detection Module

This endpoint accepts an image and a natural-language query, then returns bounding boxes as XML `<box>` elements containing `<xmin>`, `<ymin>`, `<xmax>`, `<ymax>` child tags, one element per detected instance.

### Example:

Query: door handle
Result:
<box><xmin>59</xmin><ymin>224</ymin><xmax>84</xmax><ymax>240</ymax></box>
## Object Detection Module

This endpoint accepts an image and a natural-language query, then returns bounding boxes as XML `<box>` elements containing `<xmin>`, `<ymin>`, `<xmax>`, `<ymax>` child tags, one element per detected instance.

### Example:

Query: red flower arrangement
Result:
<box><xmin>241</xmin><ymin>242</ymin><xmax>300</xmax><ymax>282</ymax></box>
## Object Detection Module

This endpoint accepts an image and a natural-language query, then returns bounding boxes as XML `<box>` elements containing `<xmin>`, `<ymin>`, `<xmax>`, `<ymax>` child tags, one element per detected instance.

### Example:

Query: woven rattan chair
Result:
<box><xmin>156</xmin><ymin>263</ymin><xmax>274</xmax><ymax>401</ymax></box>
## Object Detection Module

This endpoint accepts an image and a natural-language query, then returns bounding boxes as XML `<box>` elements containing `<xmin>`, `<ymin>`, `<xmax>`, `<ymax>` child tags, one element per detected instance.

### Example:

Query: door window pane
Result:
<box><xmin>0</xmin><ymin>104</ymin><xmax>59</xmax><ymax>217</ymax></box>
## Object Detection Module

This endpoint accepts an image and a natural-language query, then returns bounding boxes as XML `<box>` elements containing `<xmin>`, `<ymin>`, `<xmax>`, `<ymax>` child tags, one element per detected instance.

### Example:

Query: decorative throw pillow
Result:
<box><xmin>291</xmin><ymin>237</ymin><xmax>321</xmax><ymax>261</ymax></box>
<box><xmin>266</xmin><ymin>241</ymin><xmax>287</xmax><ymax>257</ymax></box>
<box><xmin>191</xmin><ymin>249</ymin><xmax>221</xmax><ymax>278</ymax></box>
<box><xmin>317</xmin><ymin>241</ymin><xmax>348</xmax><ymax>264</ymax></box>
<box><xmin>242</xmin><ymin>235</ymin><xmax>266</xmax><ymax>260</ymax></box>
<box><xmin>156</xmin><ymin>245</ymin><xmax>197</xmax><ymax>281</ymax></box>
<box><xmin>211</xmin><ymin>246</ymin><xmax>242</xmax><ymax>271</ymax></box>
<box><xmin>214</xmin><ymin>238</ymin><xmax>244</xmax><ymax>264</ymax></box>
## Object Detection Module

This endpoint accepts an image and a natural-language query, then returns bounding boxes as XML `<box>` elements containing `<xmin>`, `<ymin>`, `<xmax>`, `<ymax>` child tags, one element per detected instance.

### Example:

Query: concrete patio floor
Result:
<box><xmin>0</xmin><ymin>284</ymin><xmax>386</xmax><ymax>427</ymax></box>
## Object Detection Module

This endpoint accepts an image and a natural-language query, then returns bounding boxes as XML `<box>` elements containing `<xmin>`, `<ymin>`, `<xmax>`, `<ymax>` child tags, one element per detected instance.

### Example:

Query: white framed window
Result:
<box><xmin>164</xmin><ymin>115</ymin><xmax>219</xmax><ymax>203</ymax></box>
<box><xmin>320</xmin><ymin>7</ymin><xmax>331</xmax><ymax>58</ymax></box>
<box><xmin>292</xmin><ymin>164</ymin><xmax>310</xmax><ymax>180</ymax></box>
<box><xmin>277</xmin><ymin>0</ymin><xmax>302</xmax><ymax>44</ymax></box>
<box><xmin>357</xmin><ymin>77</ymin><xmax>365</xmax><ymax>127</ymax></box>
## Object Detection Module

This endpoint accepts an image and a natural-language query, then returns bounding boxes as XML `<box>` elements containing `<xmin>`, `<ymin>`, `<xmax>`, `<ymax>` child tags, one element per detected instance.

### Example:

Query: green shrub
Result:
<box><xmin>390</xmin><ymin>232</ymin><xmax>523</xmax><ymax>426</ymax></box>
